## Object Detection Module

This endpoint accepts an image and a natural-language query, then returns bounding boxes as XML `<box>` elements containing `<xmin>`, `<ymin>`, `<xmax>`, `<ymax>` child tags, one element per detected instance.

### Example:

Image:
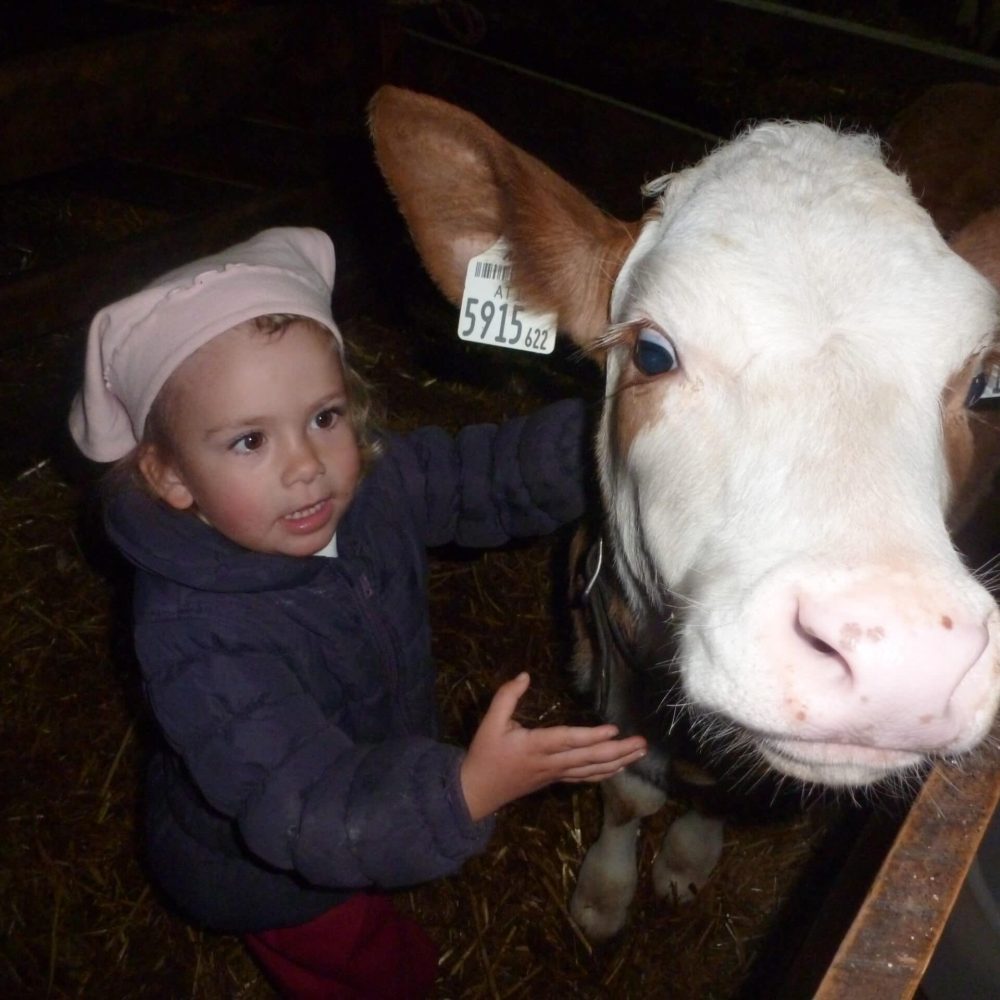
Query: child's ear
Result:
<box><xmin>138</xmin><ymin>445</ymin><xmax>194</xmax><ymax>511</ymax></box>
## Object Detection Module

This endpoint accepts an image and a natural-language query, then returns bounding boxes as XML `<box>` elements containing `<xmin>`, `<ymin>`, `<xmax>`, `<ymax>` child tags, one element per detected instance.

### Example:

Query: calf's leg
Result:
<box><xmin>570</xmin><ymin>769</ymin><xmax>666</xmax><ymax>941</ymax></box>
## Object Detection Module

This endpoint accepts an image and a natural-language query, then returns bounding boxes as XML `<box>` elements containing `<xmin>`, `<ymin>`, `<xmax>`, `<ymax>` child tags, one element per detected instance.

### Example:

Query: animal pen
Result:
<box><xmin>3</xmin><ymin>2</ymin><xmax>1000</xmax><ymax>998</ymax></box>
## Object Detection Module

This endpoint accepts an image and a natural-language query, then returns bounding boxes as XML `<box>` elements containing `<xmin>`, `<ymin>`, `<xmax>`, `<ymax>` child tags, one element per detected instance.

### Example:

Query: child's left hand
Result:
<box><xmin>459</xmin><ymin>672</ymin><xmax>648</xmax><ymax>821</ymax></box>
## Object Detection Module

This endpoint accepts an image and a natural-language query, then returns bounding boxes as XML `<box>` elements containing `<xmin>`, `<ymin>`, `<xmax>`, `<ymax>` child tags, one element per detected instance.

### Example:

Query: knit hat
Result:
<box><xmin>68</xmin><ymin>226</ymin><xmax>342</xmax><ymax>463</ymax></box>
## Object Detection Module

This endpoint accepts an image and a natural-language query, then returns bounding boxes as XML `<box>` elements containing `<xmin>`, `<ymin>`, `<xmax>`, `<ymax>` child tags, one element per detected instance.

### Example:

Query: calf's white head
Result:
<box><xmin>370</xmin><ymin>86</ymin><xmax>1000</xmax><ymax>787</ymax></box>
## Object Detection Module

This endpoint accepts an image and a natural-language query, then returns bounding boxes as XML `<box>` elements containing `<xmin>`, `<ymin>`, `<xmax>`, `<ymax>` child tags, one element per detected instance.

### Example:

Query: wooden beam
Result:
<box><xmin>812</xmin><ymin>762</ymin><xmax>1000</xmax><ymax>999</ymax></box>
<box><xmin>717</xmin><ymin>0</ymin><xmax>1000</xmax><ymax>73</ymax></box>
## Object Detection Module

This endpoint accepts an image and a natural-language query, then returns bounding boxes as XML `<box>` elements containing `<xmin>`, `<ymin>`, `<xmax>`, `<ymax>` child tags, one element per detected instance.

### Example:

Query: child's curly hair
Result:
<box><xmin>113</xmin><ymin>314</ymin><xmax>384</xmax><ymax>494</ymax></box>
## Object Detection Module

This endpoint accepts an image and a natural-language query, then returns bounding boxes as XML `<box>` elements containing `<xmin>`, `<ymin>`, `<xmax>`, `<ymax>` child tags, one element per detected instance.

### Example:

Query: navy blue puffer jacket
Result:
<box><xmin>104</xmin><ymin>400</ymin><xmax>587</xmax><ymax>932</ymax></box>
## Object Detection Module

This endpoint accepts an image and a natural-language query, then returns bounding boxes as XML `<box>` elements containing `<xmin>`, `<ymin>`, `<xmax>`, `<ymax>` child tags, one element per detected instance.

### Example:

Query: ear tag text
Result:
<box><xmin>459</xmin><ymin>239</ymin><xmax>558</xmax><ymax>355</ymax></box>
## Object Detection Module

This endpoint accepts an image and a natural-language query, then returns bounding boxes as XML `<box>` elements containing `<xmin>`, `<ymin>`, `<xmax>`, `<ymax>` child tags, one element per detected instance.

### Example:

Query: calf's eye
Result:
<box><xmin>633</xmin><ymin>328</ymin><xmax>679</xmax><ymax>376</ymax></box>
<box><xmin>965</xmin><ymin>371</ymin><xmax>988</xmax><ymax>409</ymax></box>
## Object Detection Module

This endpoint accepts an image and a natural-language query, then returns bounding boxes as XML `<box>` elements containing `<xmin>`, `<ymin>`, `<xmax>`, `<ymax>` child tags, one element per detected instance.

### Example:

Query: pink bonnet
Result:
<box><xmin>68</xmin><ymin>226</ymin><xmax>342</xmax><ymax>463</ymax></box>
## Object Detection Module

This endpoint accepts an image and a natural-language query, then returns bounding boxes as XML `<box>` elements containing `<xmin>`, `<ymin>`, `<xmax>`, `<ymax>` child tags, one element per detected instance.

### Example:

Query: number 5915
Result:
<box><xmin>461</xmin><ymin>298</ymin><xmax>523</xmax><ymax>346</ymax></box>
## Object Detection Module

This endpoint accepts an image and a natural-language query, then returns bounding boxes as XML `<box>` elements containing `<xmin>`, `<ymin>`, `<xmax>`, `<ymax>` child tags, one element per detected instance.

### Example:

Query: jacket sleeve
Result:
<box><xmin>386</xmin><ymin>397</ymin><xmax>590</xmax><ymax>548</ymax></box>
<box><xmin>136</xmin><ymin>609</ymin><xmax>494</xmax><ymax>891</ymax></box>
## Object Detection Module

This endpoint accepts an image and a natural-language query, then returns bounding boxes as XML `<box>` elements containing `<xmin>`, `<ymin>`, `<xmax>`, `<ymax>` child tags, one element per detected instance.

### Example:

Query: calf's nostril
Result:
<box><xmin>794</xmin><ymin>615</ymin><xmax>837</xmax><ymax>656</ymax></box>
<box><xmin>808</xmin><ymin>635</ymin><xmax>837</xmax><ymax>655</ymax></box>
<box><xmin>793</xmin><ymin>609</ymin><xmax>855</xmax><ymax>683</ymax></box>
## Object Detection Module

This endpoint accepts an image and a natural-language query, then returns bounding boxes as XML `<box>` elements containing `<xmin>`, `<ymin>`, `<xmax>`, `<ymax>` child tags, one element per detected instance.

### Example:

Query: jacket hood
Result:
<box><xmin>104</xmin><ymin>485</ymin><xmax>328</xmax><ymax>593</ymax></box>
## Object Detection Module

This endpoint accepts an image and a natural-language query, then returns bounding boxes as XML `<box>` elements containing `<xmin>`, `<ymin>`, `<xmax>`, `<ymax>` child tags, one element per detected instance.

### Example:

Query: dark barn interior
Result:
<box><xmin>3</xmin><ymin>2</ymin><xmax>1000</xmax><ymax>997</ymax></box>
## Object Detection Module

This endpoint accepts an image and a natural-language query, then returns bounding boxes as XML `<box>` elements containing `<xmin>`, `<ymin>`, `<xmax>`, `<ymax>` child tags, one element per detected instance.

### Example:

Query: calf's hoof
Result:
<box><xmin>652</xmin><ymin>810</ymin><xmax>724</xmax><ymax>903</ymax></box>
<box><xmin>570</xmin><ymin>844</ymin><xmax>638</xmax><ymax>942</ymax></box>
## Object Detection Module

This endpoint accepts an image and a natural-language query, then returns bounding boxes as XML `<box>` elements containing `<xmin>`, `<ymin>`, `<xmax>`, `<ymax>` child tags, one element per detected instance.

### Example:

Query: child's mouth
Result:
<box><xmin>282</xmin><ymin>498</ymin><xmax>332</xmax><ymax>533</ymax></box>
<box><xmin>285</xmin><ymin>500</ymin><xmax>326</xmax><ymax>521</ymax></box>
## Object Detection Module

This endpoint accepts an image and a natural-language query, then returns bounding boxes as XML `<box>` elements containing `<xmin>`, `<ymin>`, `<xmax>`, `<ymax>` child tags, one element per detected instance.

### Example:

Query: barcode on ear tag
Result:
<box><xmin>459</xmin><ymin>239</ymin><xmax>558</xmax><ymax>355</ymax></box>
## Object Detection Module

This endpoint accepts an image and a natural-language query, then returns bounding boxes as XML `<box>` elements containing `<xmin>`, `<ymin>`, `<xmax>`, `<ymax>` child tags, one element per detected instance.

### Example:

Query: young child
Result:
<box><xmin>69</xmin><ymin>227</ymin><xmax>646</xmax><ymax>999</ymax></box>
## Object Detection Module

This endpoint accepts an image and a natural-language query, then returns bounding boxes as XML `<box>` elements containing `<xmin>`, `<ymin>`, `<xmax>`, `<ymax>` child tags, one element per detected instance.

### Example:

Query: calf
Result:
<box><xmin>369</xmin><ymin>86</ymin><xmax>1000</xmax><ymax>940</ymax></box>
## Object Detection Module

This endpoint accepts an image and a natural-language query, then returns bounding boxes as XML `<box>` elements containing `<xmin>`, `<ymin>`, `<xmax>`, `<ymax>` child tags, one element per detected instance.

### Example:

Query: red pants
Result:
<box><xmin>244</xmin><ymin>893</ymin><xmax>438</xmax><ymax>999</ymax></box>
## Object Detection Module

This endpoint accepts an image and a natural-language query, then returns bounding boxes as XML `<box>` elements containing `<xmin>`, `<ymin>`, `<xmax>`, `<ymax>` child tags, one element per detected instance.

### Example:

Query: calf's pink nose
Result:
<box><xmin>787</xmin><ymin>585</ymin><xmax>990</xmax><ymax>748</ymax></box>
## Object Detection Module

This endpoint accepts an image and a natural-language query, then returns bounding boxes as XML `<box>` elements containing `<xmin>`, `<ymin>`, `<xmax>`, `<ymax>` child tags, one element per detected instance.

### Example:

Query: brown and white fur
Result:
<box><xmin>369</xmin><ymin>85</ymin><xmax>1000</xmax><ymax>940</ymax></box>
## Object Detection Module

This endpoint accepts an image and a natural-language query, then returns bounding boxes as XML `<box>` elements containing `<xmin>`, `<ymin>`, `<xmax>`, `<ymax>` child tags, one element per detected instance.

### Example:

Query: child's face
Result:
<box><xmin>141</xmin><ymin>319</ymin><xmax>361</xmax><ymax>557</ymax></box>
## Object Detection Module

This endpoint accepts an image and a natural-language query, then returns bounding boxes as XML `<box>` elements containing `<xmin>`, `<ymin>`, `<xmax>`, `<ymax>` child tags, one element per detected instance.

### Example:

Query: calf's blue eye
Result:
<box><xmin>634</xmin><ymin>328</ymin><xmax>678</xmax><ymax>376</ymax></box>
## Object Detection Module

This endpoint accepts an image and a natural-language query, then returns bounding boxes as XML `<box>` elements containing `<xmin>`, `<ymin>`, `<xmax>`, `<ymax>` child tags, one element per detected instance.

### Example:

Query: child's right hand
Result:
<box><xmin>459</xmin><ymin>672</ymin><xmax>647</xmax><ymax>822</ymax></box>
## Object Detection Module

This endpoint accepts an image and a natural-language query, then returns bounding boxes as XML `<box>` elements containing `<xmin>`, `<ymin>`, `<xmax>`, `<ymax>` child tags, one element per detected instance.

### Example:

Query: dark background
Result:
<box><xmin>2</xmin><ymin>3</ymin><xmax>999</xmax><ymax>997</ymax></box>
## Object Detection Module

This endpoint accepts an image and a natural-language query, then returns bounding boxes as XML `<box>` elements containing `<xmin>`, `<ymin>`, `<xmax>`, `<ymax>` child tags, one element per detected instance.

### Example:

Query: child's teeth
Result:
<box><xmin>288</xmin><ymin>501</ymin><xmax>321</xmax><ymax>520</ymax></box>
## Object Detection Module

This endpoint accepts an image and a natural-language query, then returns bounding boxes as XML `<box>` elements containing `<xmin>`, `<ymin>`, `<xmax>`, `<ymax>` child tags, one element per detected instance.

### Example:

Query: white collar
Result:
<box><xmin>313</xmin><ymin>534</ymin><xmax>338</xmax><ymax>558</ymax></box>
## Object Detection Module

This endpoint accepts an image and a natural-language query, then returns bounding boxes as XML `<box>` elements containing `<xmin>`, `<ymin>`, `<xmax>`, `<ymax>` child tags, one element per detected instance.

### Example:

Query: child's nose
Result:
<box><xmin>282</xmin><ymin>439</ymin><xmax>325</xmax><ymax>485</ymax></box>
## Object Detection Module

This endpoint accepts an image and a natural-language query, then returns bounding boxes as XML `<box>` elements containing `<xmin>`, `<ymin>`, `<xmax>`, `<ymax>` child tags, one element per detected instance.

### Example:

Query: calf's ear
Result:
<box><xmin>368</xmin><ymin>85</ymin><xmax>639</xmax><ymax>353</ymax></box>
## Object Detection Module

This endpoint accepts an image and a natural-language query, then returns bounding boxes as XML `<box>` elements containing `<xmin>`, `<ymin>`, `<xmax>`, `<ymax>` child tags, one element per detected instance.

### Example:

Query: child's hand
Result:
<box><xmin>459</xmin><ymin>672</ymin><xmax>647</xmax><ymax>821</ymax></box>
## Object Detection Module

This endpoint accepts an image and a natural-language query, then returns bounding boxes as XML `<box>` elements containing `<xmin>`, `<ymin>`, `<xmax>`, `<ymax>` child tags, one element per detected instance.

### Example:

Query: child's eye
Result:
<box><xmin>232</xmin><ymin>431</ymin><xmax>264</xmax><ymax>454</ymax></box>
<box><xmin>314</xmin><ymin>407</ymin><xmax>341</xmax><ymax>430</ymax></box>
